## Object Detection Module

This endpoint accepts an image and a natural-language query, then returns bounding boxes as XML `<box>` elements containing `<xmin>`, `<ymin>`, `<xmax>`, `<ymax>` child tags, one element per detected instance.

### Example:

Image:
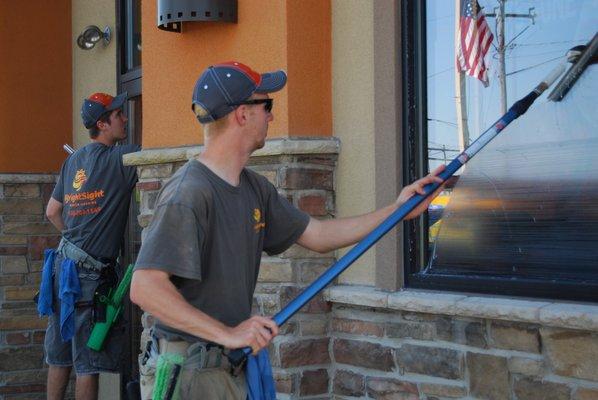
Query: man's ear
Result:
<box><xmin>233</xmin><ymin>106</ymin><xmax>247</xmax><ymax>126</ymax></box>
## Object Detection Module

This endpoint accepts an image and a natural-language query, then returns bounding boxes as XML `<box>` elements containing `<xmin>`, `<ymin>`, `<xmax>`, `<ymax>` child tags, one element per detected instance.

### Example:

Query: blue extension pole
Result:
<box><xmin>228</xmin><ymin>61</ymin><xmax>566</xmax><ymax>367</ymax></box>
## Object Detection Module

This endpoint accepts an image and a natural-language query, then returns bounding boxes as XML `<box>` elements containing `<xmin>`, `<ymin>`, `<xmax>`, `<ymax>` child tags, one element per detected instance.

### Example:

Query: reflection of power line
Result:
<box><xmin>517</xmin><ymin>39</ymin><xmax>589</xmax><ymax>46</ymax></box>
<box><xmin>428</xmin><ymin>66</ymin><xmax>454</xmax><ymax>78</ymax></box>
<box><xmin>505</xmin><ymin>55</ymin><xmax>561</xmax><ymax>76</ymax></box>
<box><xmin>427</xmin><ymin>118</ymin><xmax>457</xmax><ymax>128</ymax></box>
<box><xmin>428</xmin><ymin>146</ymin><xmax>460</xmax><ymax>164</ymax></box>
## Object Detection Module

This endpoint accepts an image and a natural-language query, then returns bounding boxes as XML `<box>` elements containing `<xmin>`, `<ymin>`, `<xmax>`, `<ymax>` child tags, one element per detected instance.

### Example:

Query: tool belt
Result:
<box><xmin>158</xmin><ymin>338</ymin><xmax>229</xmax><ymax>370</ymax></box>
<box><xmin>57</xmin><ymin>238</ymin><xmax>113</xmax><ymax>273</ymax></box>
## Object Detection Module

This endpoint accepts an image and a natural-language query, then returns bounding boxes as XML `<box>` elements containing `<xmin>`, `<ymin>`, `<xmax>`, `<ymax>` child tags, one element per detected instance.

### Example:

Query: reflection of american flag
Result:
<box><xmin>456</xmin><ymin>0</ymin><xmax>494</xmax><ymax>86</ymax></box>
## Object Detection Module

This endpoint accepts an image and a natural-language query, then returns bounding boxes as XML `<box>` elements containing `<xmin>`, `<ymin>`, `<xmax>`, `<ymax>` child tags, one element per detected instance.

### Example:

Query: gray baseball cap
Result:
<box><xmin>81</xmin><ymin>92</ymin><xmax>127</xmax><ymax>129</ymax></box>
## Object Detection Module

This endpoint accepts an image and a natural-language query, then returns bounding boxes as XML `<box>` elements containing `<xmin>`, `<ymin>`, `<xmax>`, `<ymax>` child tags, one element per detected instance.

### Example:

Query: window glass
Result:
<box><xmin>421</xmin><ymin>0</ymin><xmax>598</xmax><ymax>292</ymax></box>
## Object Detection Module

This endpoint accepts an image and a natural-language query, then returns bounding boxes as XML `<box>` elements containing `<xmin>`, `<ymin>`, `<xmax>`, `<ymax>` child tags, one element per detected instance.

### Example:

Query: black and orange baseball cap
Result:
<box><xmin>80</xmin><ymin>92</ymin><xmax>127</xmax><ymax>129</ymax></box>
<box><xmin>191</xmin><ymin>61</ymin><xmax>286</xmax><ymax>123</ymax></box>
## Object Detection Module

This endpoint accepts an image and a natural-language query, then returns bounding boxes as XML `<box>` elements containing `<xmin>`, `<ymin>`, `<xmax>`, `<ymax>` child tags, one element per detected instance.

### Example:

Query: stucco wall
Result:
<box><xmin>0</xmin><ymin>1</ymin><xmax>71</xmax><ymax>173</ymax></box>
<box><xmin>71</xmin><ymin>0</ymin><xmax>118</xmax><ymax>149</ymax></box>
<box><xmin>141</xmin><ymin>0</ymin><xmax>331</xmax><ymax>148</ymax></box>
<box><xmin>332</xmin><ymin>1</ymin><xmax>376</xmax><ymax>285</ymax></box>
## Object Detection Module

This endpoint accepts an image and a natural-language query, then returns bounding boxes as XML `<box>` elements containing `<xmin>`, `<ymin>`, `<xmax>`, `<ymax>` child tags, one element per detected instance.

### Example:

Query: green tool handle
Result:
<box><xmin>86</xmin><ymin>264</ymin><xmax>134</xmax><ymax>351</ymax></box>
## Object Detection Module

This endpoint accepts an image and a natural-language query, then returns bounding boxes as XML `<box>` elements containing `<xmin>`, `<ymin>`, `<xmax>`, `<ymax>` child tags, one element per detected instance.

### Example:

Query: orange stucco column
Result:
<box><xmin>0</xmin><ymin>1</ymin><xmax>72</xmax><ymax>173</ymax></box>
<box><xmin>142</xmin><ymin>0</ymin><xmax>331</xmax><ymax>148</ymax></box>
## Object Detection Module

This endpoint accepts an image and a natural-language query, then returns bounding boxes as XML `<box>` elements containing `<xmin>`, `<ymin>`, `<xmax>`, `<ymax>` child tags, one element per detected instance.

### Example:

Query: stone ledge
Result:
<box><xmin>0</xmin><ymin>174</ymin><xmax>57</xmax><ymax>184</ymax></box>
<box><xmin>325</xmin><ymin>285</ymin><xmax>598</xmax><ymax>332</ymax></box>
<box><xmin>123</xmin><ymin>138</ymin><xmax>341</xmax><ymax>167</ymax></box>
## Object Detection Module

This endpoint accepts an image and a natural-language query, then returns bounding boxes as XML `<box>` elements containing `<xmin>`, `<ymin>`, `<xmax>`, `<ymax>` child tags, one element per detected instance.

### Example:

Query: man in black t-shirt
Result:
<box><xmin>44</xmin><ymin>92</ymin><xmax>140</xmax><ymax>400</ymax></box>
<box><xmin>131</xmin><ymin>61</ymin><xmax>444</xmax><ymax>399</ymax></box>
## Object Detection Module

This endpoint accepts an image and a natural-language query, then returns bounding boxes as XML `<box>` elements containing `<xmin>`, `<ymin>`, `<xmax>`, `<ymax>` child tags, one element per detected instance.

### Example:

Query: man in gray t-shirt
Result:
<box><xmin>45</xmin><ymin>92</ymin><xmax>139</xmax><ymax>400</ymax></box>
<box><xmin>131</xmin><ymin>61</ymin><xmax>444</xmax><ymax>400</ymax></box>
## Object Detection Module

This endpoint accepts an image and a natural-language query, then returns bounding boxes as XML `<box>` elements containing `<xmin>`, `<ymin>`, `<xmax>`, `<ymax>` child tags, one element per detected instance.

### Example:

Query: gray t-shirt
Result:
<box><xmin>52</xmin><ymin>142</ymin><xmax>140</xmax><ymax>260</ymax></box>
<box><xmin>134</xmin><ymin>159</ymin><xmax>309</xmax><ymax>342</ymax></box>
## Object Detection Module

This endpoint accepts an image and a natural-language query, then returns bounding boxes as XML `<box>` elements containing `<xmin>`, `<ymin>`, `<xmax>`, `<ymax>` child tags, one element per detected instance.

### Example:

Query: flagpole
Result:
<box><xmin>455</xmin><ymin>0</ymin><xmax>470</xmax><ymax>151</ymax></box>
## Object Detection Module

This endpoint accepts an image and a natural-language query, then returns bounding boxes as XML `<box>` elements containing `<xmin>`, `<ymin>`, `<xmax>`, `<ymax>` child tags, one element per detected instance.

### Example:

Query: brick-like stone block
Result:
<box><xmin>0</xmin><ymin>346</ymin><xmax>44</xmax><ymax>371</ymax></box>
<box><xmin>0</xmin><ymin>274</ymin><xmax>24</xmax><ymax>286</ymax></box>
<box><xmin>295</xmin><ymin>155</ymin><xmax>337</xmax><ymax>166</ymax></box>
<box><xmin>467</xmin><ymin>352</ymin><xmax>509</xmax><ymax>400</ymax></box>
<box><xmin>298</xmin><ymin>193</ymin><xmax>328</xmax><ymax>216</ymax></box>
<box><xmin>253</xmin><ymin>293</ymin><xmax>279</xmax><ymax>316</ymax></box>
<box><xmin>296</xmin><ymin>259</ymin><xmax>334</xmax><ymax>284</ymax></box>
<box><xmin>333</xmin><ymin>370</ymin><xmax>364</xmax><ymax>397</ymax></box>
<box><xmin>333</xmin><ymin>339</ymin><xmax>394</xmax><ymax>371</ymax></box>
<box><xmin>280</xmin><ymin>168</ymin><xmax>333</xmax><ymax>190</ymax></box>
<box><xmin>0</xmin><ymin>315</ymin><xmax>47</xmax><ymax>331</ymax></box>
<box><xmin>443</xmin><ymin>319</ymin><xmax>487</xmax><ymax>348</ymax></box>
<box><xmin>3</xmin><ymin>222</ymin><xmax>58</xmax><ymax>235</ymax></box>
<box><xmin>0</xmin><ymin>384</ymin><xmax>46</xmax><ymax>395</ymax></box>
<box><xmin>28</xmin><ymin>236</ymin><xmax>60</xmax><ymax>261</ymax></box>
<box><xmin>575</xmin><ymin>388</ymin><xmax>598</xmax><ymax>400</ymax></box>
<box><xmin>4</xmin><ymin>286</ymin><xmax>38</xmax><ymax>301</ymax></box>
<box><xmin>0</xmin><ymin>235</ymin><xmax>28</xmax><ymax>246</ymax></box>
<box><xmin>279</xmin><ymin>338</ymin><xmax>330</xmax><ymax>368</ymax></box>
<box><xmin>32</xmin><ymin>330</ymin><xmax>45</xmax><ymax>344</ymax></box>
<box><xmin>332</xmin><ymin>318</ymin><xmax>384</xmax><ymax>337</ymax></box>
<box><xmin>490</xmin><ymin>321</ymin><xmax>540</xmax><ymax>353</ymax></box>
<box><xmin>0</xmin><ymin>246</ymin><xmax>27</xmax><ymax>256</ymax></box>
<box><xmin>366</xmin><ymin>377</ymin><xmax>418</xmax><ymax>400</ymax></box>
<box><xmin>1</xmin><ymin>256</ymin><xmax>28</xmax><ymax>274</ymax></box>
<box><xmin>396</xmin><ymin>344</ymin><xmax>462</xmax><ymax>379</ymax></box>
<box><xmin>508</xmin><ymin>357</ymin><xmax>544</xmax><ymax>376</ymax></box>
<box><xmin>258</xmin><ymin>261</ymin><xmax>293</xmax><ymax>283</ymax></box>
<box><xmin>3</xmin><ymin>184</ymin><xmax>40</xmax><ymax>198</ymax></box>
<box><xmin>136</xmin><ymin>180</ymin><xmax>162</xmax><ymax>191</ymax></box>
<box><xmin>274</xmin><ymin>372</ymin><xmax>295</xmax><ymax>394</ymax></box>
<box><xmin>0</xmin><ymin>198</ymin><xmax>43</xmax><ymax>215</ymax></box>
<box><xmin>386</xmin><ymin>321</ymin><xmax>434</xmax><ymax>340</ymax></box>
<box><xmin>541</xmin><ymin>328</ymin><xmax>598</xmax><ymax>381</ymax></box>
<box><xmin>419</xmin><ymin>382</ymin><xmax>467</xmax><ymax>398</ymax></box>
<box><xmin>141</xmin><ymin>190</ymin><xmax>160</xmax><ymax>212</ymax></box>
<box><xmin>281</xmin><ymin>286</ymin><xmax>330</xmax><ymax>314</ymax></box>
<box><xmin>300</xmin><ymin>369</ymin><xmax>328</xmax><ymax>396</ymax></box>
<box><xmin>0</xmin><ymin>369</ymin><xmax>48</xmax><ymax>385</ymax></box>
<box><xmin>139</xmin><ymin>164</ymin><xmax>173</xmax><ymax>179</ymax></box>
<box><xmin>300</xmin><ymin>319</ymin><xmax>328</xmax><ymax>336</ymax></box>
<box><xmin>5</xmin><ymin>332</ymin><xmax>31</xmax><ymax>345</ymax></box>
<box><xmin>513</xmin><ymin>377</ymin><xmax>571</xmax><ymax>400</ymax></box>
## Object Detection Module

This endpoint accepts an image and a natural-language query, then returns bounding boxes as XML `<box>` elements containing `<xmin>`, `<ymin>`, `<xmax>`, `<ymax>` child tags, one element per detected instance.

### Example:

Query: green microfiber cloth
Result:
<box><xmin>153</xmin><ymin>353</ymin><xmax>185</xmax><ymax>400</ymax></box>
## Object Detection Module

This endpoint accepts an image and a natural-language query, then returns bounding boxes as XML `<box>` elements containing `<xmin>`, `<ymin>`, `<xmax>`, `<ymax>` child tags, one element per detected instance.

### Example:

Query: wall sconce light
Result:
<box><xmin>77</xmin><ymin>25</ymin><xmax>111</xmax><ymax>50</ymax></box>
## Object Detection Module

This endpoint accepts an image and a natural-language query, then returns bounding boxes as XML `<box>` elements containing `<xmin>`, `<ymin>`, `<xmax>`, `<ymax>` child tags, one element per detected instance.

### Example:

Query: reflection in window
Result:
<box><xmin>421</xmin><ymin>0</ymin><xmax>597</xmax><ymax>291</ymax></box>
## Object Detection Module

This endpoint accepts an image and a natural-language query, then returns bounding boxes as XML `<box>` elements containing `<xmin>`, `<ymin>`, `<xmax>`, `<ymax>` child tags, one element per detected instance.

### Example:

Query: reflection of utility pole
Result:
<box><xmin>486</xmin><ymin>1</ymin><xmax>536</xmax><ymax>114</ymax></box>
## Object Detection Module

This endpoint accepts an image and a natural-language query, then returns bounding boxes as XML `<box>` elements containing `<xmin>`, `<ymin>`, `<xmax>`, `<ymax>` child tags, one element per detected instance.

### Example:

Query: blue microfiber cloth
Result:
<box><xmin>37</xmin><ymin>249</ymin><xmax>56</xmax><ymax>316</ymax></box>
<box><xmin>246</xmin><ymin>348</ymin><xmax>276</xmax><ymax>400</ymax></box>
<box><xmin>58</xmin><ymin>258</ymin><xmax>81</xmax><ymax>342</ymax></box>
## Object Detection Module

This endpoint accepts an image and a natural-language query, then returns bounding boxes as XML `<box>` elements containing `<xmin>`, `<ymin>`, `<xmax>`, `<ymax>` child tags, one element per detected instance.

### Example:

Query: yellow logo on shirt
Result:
<box><xmin>72</xmin><ymin>169</ymin><xmax>87</xmax><ymax>191</ymax></box>
<box><xmin>253</xmin><ymin>208</ymin><xmax>265</xmax><ymax>232</ymax></box>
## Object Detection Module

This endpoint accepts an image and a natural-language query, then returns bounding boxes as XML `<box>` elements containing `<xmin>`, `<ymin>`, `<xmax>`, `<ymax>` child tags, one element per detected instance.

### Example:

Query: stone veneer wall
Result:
<box><xmin>125</xmin><ymin>138</ymin><xmax>340</xmax><ymax>399</ymax></box>
<box><xmin>126</xmin><ymin>139</ymin><xmax>598</xmax><ymax>400</ymax></box>
<box><xmin>0</xmin><ymin>174</ymin><xmax>64</xmax><ymax>399</ymax></box>
<box><xmin>326</xmin><ymin>287</ymin><xmax>598</xmax><ymax>400</ymax></box>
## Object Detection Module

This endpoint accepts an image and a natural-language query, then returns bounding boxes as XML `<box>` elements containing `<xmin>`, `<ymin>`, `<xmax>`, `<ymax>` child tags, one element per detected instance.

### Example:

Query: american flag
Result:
<box><xmin>456</xmin><ymin>0</ymin><xmax>494</xmax><ymax>86</ymax></box>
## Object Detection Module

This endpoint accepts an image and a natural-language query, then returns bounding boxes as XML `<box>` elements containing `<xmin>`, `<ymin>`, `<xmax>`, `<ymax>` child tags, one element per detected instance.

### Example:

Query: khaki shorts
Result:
<box><xmin>139</xmin><ymin>338</ymin><xmax>246</xmax><ymax>400</ymax></box>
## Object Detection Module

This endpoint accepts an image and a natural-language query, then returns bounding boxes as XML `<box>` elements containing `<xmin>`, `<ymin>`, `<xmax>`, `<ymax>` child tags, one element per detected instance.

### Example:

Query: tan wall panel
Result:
<box><xmin>72</xmin><ymin>0</ymin><xmax>117</xmax><ymax>149</ymax></box>
<box><xmin>332</xmin><ymin>1</ymin><xmax>376</xmax><ymax>285</ymax></box>
<box><xmin>0</xmin><ymin>1</ymin><xmax>71</xmax><ymax>173</ymax></box>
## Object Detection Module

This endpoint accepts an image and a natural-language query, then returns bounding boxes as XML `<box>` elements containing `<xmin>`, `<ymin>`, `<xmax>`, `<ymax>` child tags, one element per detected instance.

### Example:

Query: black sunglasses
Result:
<box><xmin>230</xmin><ymin>98</ymin><xmax>273</xmax><ymax>113</ymax></box>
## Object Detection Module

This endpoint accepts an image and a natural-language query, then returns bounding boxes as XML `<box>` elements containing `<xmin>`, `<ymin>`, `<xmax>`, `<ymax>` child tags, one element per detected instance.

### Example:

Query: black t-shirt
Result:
<box><xmin>134</xmin><ymin>159</ymin><xmax>309</xmax><ymax>342</ymax></box>
<box><xmin>52</xmin><ymin>142</ymin><xmax>140</xmax><ymax>259</ymax></box>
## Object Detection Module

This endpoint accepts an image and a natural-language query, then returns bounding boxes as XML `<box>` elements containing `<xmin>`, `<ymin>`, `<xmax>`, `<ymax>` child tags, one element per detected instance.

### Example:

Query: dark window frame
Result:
<box><xmin>400</xmin><ymin>0</ymin><xmax>598</xmax><ymax>303</ymax></box>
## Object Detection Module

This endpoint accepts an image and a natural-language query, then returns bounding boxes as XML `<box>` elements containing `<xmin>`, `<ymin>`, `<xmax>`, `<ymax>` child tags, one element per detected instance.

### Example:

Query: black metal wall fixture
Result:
<box><xmin>157</xmin><ymin>0</ymin><xmax>237</xmax><ymax>32</ymax></box>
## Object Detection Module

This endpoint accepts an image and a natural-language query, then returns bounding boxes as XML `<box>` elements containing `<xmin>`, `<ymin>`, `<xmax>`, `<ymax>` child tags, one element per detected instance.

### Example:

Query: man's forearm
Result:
<box><xmin>48</xmin><ymin>215</ymin><xmax>65</xmax><ymax>232</ymax></box>
<box><xmin>300</xmin><ymin>203</ymin><xmax>397</xmax><ymax>253</ymax></box>
<box><xmin>130</xmin><ymin>270</ymin><xmax>230</xmax><ymax>344</ymax></box>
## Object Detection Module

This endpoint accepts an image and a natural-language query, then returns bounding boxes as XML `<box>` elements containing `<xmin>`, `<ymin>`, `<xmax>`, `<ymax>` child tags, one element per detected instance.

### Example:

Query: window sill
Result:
<box><xmin>324</xmin><ymin>285</ymin><xmax>598</xmax><ymax>332</ymax></box>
